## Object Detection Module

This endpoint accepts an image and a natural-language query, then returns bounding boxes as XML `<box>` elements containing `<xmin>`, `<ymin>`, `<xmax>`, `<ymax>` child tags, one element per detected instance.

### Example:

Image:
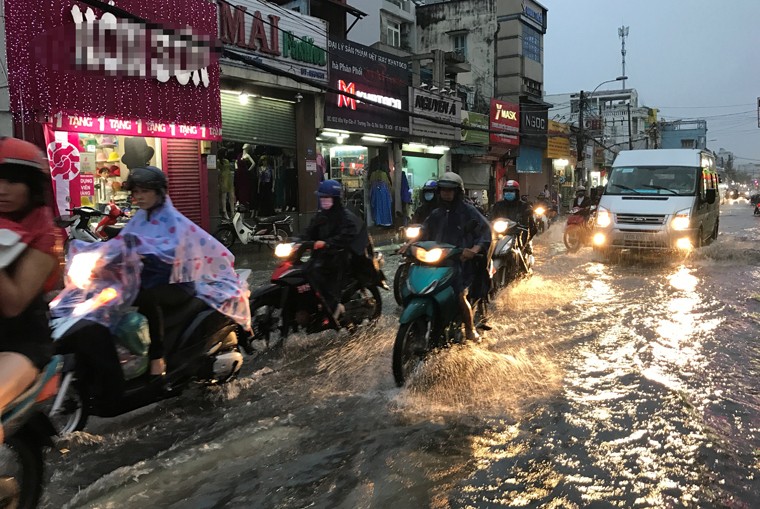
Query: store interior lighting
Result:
<box><xmin>432</xmin><ymin>146</ymin><xmax>451</xmax><ymax>152</ymax></box>
<box><xmin>361</xmin><ymin>135</ymin><xmax>386</xmax><ymax>143</ymax></box>
<box><xmin>239</xmin><ymin>93</ymin><xmax>249</xmax><ymax>105</ymax></box>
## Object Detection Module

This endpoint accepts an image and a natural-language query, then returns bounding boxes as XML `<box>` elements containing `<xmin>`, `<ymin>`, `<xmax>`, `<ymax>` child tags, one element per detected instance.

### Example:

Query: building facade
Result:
<box><xmin>660</xmin><ymin>120</ymin><xmax>708</xmax><ymax>150</ymax></box>
<box><xmin>349</xmin><ymin>0</ymin><xmax>418</xmax><ymax>56</ymax></box>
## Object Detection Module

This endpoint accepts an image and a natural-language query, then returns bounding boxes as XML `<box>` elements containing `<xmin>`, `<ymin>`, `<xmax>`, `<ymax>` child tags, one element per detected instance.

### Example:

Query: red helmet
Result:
<box><xmin>504</xmin><ymin>179</ymin><xmax>520</xmax><ymax>190</ymax></box>
<box><xmin>0</xmin><ymin>137</ymin><xmax>47</xmax><ymax>174</ymax></box>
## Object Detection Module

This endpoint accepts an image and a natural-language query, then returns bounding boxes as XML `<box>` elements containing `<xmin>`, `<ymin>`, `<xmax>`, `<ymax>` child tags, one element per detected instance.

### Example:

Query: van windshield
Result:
<box><xmin>605</xmin><ymin>166</ymin><xmax>699</xmax><ymax>196</ymax></box>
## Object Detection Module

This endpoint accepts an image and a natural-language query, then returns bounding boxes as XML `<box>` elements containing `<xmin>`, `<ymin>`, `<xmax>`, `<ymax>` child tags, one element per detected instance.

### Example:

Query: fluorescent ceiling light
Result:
<box><xmin>361</xmin><ymin>136</ymin><xmax>386</xmax><ymax>143</ymax></box>
<box><xmin>321</xmin><ymin>131</ymin><xmax>342</xmax><ymax>138</ymax></box>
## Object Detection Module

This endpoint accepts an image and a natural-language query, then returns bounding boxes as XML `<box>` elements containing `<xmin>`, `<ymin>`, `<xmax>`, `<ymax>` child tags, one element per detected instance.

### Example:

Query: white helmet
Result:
<box><xmin>576</xmin><ymin>186</ymin><xmax>586</xmax><ymax>192</ymax></box>
<box><xmin>438</xmin><ymin>172</ymin><xmax>464</xmax><ymax>191</ymax></box>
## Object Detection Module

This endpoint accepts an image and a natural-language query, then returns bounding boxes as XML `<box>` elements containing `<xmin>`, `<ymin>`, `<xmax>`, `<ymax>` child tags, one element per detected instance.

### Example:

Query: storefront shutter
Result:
<box><xmin>221</xmin><ymin>94</ymin><xmax>296</xmax><ymax>148</ymax></box>
<box><xmin>163</xmin><ymin>138</ymin><xmax>207</xmax><ymax>230</ymax></box>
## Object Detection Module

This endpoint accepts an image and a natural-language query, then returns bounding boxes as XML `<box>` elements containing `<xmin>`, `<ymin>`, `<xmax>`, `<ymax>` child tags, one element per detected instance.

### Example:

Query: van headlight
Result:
<box><xmin>671</xmin><ymin>208</ymin><xmax>691</xmax><ymax>231</ymax></box>
<box><xmin>595</xmin><ymin>206</ymin><xmax>611</xmax><ymax>228</ymax></box>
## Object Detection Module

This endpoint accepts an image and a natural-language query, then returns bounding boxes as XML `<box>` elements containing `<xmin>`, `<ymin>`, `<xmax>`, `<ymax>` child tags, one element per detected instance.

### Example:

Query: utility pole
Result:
<box><xmin>578</xmin><ymin>90</ymin><xmax>585</xmax><ymax>184</ymax></box>
<box><xmin>627</xmin><ymin>102</ymin><xmax>633</xmax><ymax>150</ymax></box>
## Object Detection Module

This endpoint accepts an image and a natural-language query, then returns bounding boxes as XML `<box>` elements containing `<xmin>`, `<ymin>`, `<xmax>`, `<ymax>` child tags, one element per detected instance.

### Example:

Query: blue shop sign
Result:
<box><xmin>517</xmin><ymin>145</ymin><xmax>543</xmax><ymax>174</ymax></box>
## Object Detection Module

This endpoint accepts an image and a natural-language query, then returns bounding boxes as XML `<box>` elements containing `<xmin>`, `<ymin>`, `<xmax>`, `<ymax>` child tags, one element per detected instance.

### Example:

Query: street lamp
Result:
<box><xmin>578</xmin><ymin>76</ymin><xmax>627</xmax><ymax>185</ymax></box>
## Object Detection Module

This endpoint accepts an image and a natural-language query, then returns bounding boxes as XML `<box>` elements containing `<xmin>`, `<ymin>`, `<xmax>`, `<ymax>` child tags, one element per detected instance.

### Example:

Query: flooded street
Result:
<box><xmin>44</xmin><ymin>201</ymin><xmax>760</xmax><ymax>508</ymax></box>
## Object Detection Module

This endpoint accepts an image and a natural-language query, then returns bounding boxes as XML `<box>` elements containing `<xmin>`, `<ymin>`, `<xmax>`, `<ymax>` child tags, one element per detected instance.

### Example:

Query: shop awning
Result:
<box><xmin>451</xmin><ymin>145</ymin><xmax>489</xmax><ymax>156</ymax></box>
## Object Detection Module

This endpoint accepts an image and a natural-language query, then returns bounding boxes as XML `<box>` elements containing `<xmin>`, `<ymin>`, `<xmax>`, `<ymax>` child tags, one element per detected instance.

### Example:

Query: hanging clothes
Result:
<box><xmin>370</xmin><ymin>181</ymin><xmax>393</xmax><ymax>226</ymax></box>
<box><xmin>258</xmin><ymin>164</ymin><xmax>275</xmax><ymax>216</ymax></box>
<box><xmin>235</xmin><ymin>154</ymin><xmax>253</xmax><ymax>209</ymax></box>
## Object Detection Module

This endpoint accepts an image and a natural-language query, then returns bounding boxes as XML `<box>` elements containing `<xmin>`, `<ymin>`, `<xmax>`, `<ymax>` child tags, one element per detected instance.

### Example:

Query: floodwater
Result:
<box><xmin>42</xmin><ymin>201</ymin><xmax>760</xmax><ymax>508</ymax></box>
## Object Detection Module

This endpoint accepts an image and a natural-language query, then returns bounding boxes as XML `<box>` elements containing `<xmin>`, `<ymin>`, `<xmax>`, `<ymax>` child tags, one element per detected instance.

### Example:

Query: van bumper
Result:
<box><xmin>592</xmin><ymin>227</ymin><xmax>697</xmax><ymax>251</ymax></box>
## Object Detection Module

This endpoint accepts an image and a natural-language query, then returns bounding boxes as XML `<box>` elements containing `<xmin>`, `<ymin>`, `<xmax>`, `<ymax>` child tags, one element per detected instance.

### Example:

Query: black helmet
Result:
<box><xmin>124</xmin><ymin>166</ymin><xmax>168</xmax><ymax>195</ymax></box>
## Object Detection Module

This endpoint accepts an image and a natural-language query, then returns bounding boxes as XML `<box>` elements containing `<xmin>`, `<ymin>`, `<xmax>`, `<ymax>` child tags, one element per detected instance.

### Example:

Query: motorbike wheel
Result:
<box><xmin>251</xmin><ymin>303</ymin><xmax>284</xmax><ymax>349</ymax></box>
<box><xmin>392</xmin><ymin>316</ymin><xmax>432</xmax><ymax>387</ymax></box>
<box><xmin>393</xmin><ymin>262</ymin><xmax>410</xmax><ymax>306</ymax></box>
<box><xmin>266</xmin><ymin>228</ymin><xmax>289</xmax><ymax>249</ymax></box>
<box><xmin>1</xmin><ymin>434</ymin><xmax>44</xmax><ymax>509</ymax></box>
<box><xmin>564</xmin><ymin>225</ymin><xmax>582</xmax><ymax>253</ymax></box>
<box><xmin>48</xmin><ymin>380</ymin><xmax>88</xmax><ymax>435</ymax></box>
<box><xmin>214</xmin><ymin>226</ymin><xmax>236</xmax><ymax>248</ymax></box>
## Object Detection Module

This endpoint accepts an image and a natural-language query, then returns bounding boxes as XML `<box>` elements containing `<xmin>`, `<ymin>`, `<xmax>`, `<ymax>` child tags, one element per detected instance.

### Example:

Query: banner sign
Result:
<box><xmin>490</xmin><ymin>99</ymin><xmax>520</xmax><ymax>146</ymax></box>
<box><xmin>52</xmin><ymin>113</ymin><xmax>222</xmax><ymax>141</ymax></box>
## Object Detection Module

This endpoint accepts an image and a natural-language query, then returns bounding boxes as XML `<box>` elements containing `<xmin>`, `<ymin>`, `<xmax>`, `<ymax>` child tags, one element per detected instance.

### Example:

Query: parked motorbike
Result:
<box><xmin>392</xmin><ymin>241</ymin><xmax>485</xmax><ymax>386</ymax></box>
<box><xmin>490</xmin><ymin>218</ymin><xmax>534</xmax><ymax>292</ymax></box>
<box><xmin>213</xmin><ymin>206</ymin><xmax>293</xmax><ymax>249</ymax></box>
<box><xmin>47</xmin><ymin>237</ymin><xmax>244</xmax><ymax>434</ymax></box>
<box><xmin>393</xmin><ymin>224</ymin><xmax>422</xmax><ymax>305</ymax></box>
<box><xmin>248</xmin><ymin>241</ymin><xmax>387</xmax><ymax>349</ymax></box>
<box><xmin>55</xmin><ymin>206</ymin><xmax>128</xmax><ymax>248</ymax></box>
<box><xmin>0</xmin><ymin>358</ymin><xmax>60</xmax><ymax>509</ymax></box>
<box><xmin>563</xmin><ymin>206</ymin><xmax>597</xmax><ymax>253</ymax></box>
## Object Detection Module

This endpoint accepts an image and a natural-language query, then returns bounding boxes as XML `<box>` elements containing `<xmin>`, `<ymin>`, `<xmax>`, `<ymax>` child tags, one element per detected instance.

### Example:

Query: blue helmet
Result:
<box><xmin>423</xmin><ymin>179</ymin><xmax>438</xmax><ymax>192</ymax></box>
<box><xmin>317</xmin><ymin>179</ymin><xmax>342</xmax><ymax>198</ymax></box>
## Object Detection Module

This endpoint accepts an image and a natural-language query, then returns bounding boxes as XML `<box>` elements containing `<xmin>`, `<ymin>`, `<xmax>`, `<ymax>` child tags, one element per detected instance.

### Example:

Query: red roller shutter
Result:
<box><xmin>161</xmin><ymin>139</ymin><xmax>208</xmax><ymax>230</ymax></box>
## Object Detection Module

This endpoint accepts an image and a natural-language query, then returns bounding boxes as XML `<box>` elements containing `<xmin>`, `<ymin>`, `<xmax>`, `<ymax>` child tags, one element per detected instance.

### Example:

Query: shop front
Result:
<box><xmin>517</xmin><ymin>103</ymin><xmax>549</xmax><ymax>198</ymax></box>
<box><xmin>455</xmin><ymin>111</ymin><xmax>493</xmax><ymax>209</ymax></box>
<box><xmin>489</xmin><ymin>99</ymin><xmax>520</xmax><ymax>201</ymax></box>
<box><xmin>323</xmin><ymin>38</ymin><xmax>410</xmax><ymax>227</ymax></box>
<box><xmin>546</xmin><ymin>120</ymin><xmax>575</xmax><ymax>211</ymax></box>
<box><xmin>5</xmin><ymin>0</ymin><xmax>221</xmax><ymax>229</ymax></box>
<box><xmin>216</xmin><ymin>0</ymin><xmax>328</xmax><ymax>228</ymax></box>
<box><xmin>403</xmin><ymin>88</ymin><xmax>462</xmax><ymax>213</ymax></box>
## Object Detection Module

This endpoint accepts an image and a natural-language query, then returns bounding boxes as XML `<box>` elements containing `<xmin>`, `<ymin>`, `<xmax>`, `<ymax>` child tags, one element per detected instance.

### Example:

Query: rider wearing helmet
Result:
<box><xmin>573</xmin><ymin>185</ymin><xmax>592</xmax><ymax>209</ymax></box>
<box><xmin>305</xmin><ymin>179</ymin><xmax>368</xmax><ymax>322</ymax></box>
<box><xmin>412</xmin><ymin>179</ymin><xmax>439</xmax><ymax>223</ymax></box>
<box><xmin>123</xmin><ymin>166</ymin><xmax>196</xmax><ymax>377</ymax></box>
<box><xmin>490</xmin><ymin>179</ymin><xmax>538</xmax><ymax>248</ymax></box>
<box><xmin>415</xmin><ymin>172</ymin><xmax>491</xmax><ymax>341</ymax></box>
<box><xmin>0</xmin><ymin>137</ymin><xmax>61</xmax><ymax>443</ymax></box>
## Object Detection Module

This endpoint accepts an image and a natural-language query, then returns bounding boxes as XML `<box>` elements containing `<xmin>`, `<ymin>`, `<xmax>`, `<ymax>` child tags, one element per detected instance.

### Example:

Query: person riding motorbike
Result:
<box><xmin>489</xmin><ymin>180</ymin><xmax>538</xmax><ymax>253</ymax></box>
<box><xmin>412</xmin><ymin>179</ymin><xmax>439</xmax><ymax>224</ymax></box>
<box><xmin>0</xmin><ymin>137</ymin><xmax>61</xmax><ymax>443</ymax></box>
<box><xmin>406</xmin><ymin>172</ymin><xmax>491</xmax><ymax>341</ymax></box>
<box><xmin>572</xmin><ymin>186</ymin><xmax>592</xmax><ymax>209</ymax></box>
<box><xmin>305</xmin><ymin>179</ymin><xmax>368</xmax><ymax>322</ymax></box>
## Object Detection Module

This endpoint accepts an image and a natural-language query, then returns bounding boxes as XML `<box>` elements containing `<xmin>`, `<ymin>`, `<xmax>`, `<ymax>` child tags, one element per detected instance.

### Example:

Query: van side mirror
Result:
<box><xmin>705</xmin><ymin>189</ymin><xmax>717</xmax><ymax>204</ymax></box>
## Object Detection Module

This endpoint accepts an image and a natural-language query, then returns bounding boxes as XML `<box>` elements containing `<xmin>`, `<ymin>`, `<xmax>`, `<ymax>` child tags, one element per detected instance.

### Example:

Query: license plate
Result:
<box><xmin>625</xmin><ymin>233</ymin><xmax>650</xmax><ymax>242</ymax></box>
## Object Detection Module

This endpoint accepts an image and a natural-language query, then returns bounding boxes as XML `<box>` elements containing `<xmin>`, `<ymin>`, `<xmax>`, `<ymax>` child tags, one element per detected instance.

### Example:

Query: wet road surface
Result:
<box><xmin>43</xmin><ymin>201</ymin><xmax>760</xmax><ymax>508</ymax></box>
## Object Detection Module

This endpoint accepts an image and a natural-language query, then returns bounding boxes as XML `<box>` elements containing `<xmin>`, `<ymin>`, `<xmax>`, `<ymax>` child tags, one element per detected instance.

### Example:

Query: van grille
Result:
<box><xmin>616</xmin><ymin>213</ymin><xmax>666</xmax><ymax>225</ymax></box>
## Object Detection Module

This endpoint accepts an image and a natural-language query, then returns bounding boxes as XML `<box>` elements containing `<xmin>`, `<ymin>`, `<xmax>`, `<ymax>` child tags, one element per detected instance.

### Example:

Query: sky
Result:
<box><xmin>541</xmin><ymin>0</ymin><xmax>760</xmax><ymax>165</ymax></box>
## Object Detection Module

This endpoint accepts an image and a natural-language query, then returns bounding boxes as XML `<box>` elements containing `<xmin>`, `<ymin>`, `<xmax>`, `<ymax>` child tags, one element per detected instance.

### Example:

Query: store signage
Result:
<box><xmin>6</xmin><ymin>0</ymin><xmax>221</xmax><ymax>132</ymax></box>
<box><xmin>409</xmin><ymin>89</ymin><xmax>461</xmax><ymax>141</ymax></box>
<box><xmin>517</xmin><ymin>145</ymin><xmax>543</xmax><ymax>174</ymax></box>
<box><xmin>337</xmin><ymin>81</ymin><xmax>403</xmax><ymax>110</ymax></box>
<box><xmin>219</xmin><ymin>0</ymin><xmax>328</xmax><ymax>83</ymax></box>
<box><xmin>490</xmin><ymin>99</ymin><xmax>519</xmax><ymax>146</ymax></box>
<box><xmin>53</xmin><ymin>113</ymin><xmax>222</xmax><ymax>141</ymax></box>
<box><xmin>546</xmin><ymin>120</ymin><xmax>571</xmax><ymax>159</ymax></box>
<box><xmin>521</xmin><ymin>108</ymin><xmax>548</xmax><ymax>148</ymax></box>
<box><xmin>523</xmin><ymin>0</ymin><xmax>547</xmax><ymax>29</ymax></box>
<box><xmin>71</xmin><ymin>5</ymin><xmax>213</xmax><ymax>88</ymax></box>
<box><xmin>325</xmin><ymin>38</ymin><xmax>410</xmax><ymax>137</ymax></box>
<box><xmin>461</xmin><ymin>111</ymin><xmax>489</xmax><ymax>146</ymax></box>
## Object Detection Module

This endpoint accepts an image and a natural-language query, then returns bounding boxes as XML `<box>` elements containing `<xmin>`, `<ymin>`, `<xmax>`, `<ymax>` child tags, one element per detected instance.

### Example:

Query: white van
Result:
<box><xmin>592</xmin><ymin>149</ymin><xmax>719</xmax><ymax>253</ymax></box>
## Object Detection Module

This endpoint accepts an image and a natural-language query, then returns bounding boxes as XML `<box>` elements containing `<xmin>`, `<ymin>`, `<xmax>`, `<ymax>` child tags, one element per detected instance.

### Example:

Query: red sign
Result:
<box><xmin>79</xmin><ymin>174</ymin><xmax>95</xmax><ymax>197</ymax></box>
<box><xmin>337</xmin><ymin>80</ymin><xmax>357</xmax><ymax>110</ymax></box>
<box><xmin>52</xmin><ymin>113</ymin><xmax>222</xmax><ymax>141</ymax></box>
<box><xmin>490</xmin><ymin>99</ymin><xmax>520</xmax><ymax>146</ymax></box>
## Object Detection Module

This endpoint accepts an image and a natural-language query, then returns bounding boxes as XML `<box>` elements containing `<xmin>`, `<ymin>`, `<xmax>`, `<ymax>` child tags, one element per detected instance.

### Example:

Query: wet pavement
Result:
<box><xmin>42</xmin><ymin>201</ymin><xmax>760</xmax><ymax>508</ymax></box>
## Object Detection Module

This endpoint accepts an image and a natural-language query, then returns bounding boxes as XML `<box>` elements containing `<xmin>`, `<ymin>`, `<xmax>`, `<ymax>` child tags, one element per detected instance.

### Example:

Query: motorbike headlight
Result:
<box><xmin>671</xmin><ymin>208</ymin><xmax>691</xmax><ymax>231</ymax></box>
<box><xmin>414</xmin><ymin>247</ymin><xmax>444</xmax><ymax>264</ymax></box>
<box><xmin>534</xmin><ymin>206</ymin><xmax>546</xmax><ymax>216</ymax></box>
<box><xmin>405</xmin><ymin>226</ymin><xmax>421</xmax><ymax>239</ymax></box>
<box><xmin>274</xmin><ymin>242</ymin><xmax>294</xmax><ymax>258</ymax></box>
<box><xmin>595</xmin><ymin>206</ymin><xmax>612</xmax><ymax>228</ymax></box>
<box><xmin>68</xmin><ymin>252</ymin><xmax>100</xmax><ymax>289</ymax></box>
<box><xmin>492</xmin><ymin>219</ymin><xmax>515</xmax><ymax>234</ymax></box>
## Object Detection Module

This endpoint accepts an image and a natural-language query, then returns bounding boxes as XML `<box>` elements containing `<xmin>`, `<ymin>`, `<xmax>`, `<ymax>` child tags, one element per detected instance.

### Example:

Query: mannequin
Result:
<box><xmin>258</xmin><ymin>155</ymin><xmax>274</xmax><ymax>216</ymax></box>
<box><xmin>217</xmin><ymin>148</ymin><xmax>235</xmax><ymax>219</ymax></box>
<box><xmin>235</xmin><ymin>143</ymin><xmax>257</xmax><ymax>214</ymax></box>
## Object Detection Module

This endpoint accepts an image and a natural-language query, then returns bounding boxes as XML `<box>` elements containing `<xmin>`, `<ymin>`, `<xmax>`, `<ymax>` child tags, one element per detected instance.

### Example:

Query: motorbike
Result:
<box><xmin>392</xmin><ymin>241</ymin><xmax>486</xmax><ymax>386</ymax></box>
<box><xmin>563</xmin><ymin>206</ymin><xmax>597</xmax><ymax>253</ymax></box>
<box><xmin>490</xmin><ymin>218</ymin><xmax>534</xmax><ymax>292</ymax></box>
<box><xmin>0</xmin><ymin>225</ymin><xmax>59</xmax><ymax>509</ymax></box>
<box><xmin>393</xmin><ymin>224</ymin><xmax>422</xmax><ymax>306</ymax></box>
<box><xmin>47</xmin><ymin>236</ymin><xmax>245</xmax><ymax>434</ymax></box>
<box><xmin>248</xmin><ymin>241</ymin><xmax>387</xmax><ymax>349</ymax></box>
<box><xmin>533</xmin><ymin>195</ymin><xmax>556</xmax><ymax>233</ymax></box>
<box><xmin>55</xmin><ymin>206</ymin><xmax>128</xmax><ymax>248</ymax></box>
<box><xmin>0</xmin><ymin>357</ymin><xmax>60</xmax><ymax>509</ymax></box>
<box><xmin>754</xmin><ymin>201</ymin><xmax>760</xmax><ymax>216</ymax></box>
<box><xmin>213</xmin><ymin>205</ymin><xmax>293</xmax><ymax>249</ymax></box>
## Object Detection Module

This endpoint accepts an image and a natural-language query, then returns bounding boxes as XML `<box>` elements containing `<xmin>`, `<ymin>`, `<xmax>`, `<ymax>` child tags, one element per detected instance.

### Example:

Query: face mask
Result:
<box><xmin>504</xmin><ymin>192</ymin><xmax>517</xmax><ymax>202</ymax></box>
<box><xmin>424</xmin><ymin>192</ymin><xmax>435</xmax><ymax>202</ymax></box>
<box><xmin>320</xmin><ymin>197</ymin><xmax>333</xmax><ymax>210</ymax></box>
